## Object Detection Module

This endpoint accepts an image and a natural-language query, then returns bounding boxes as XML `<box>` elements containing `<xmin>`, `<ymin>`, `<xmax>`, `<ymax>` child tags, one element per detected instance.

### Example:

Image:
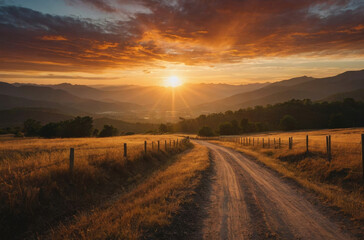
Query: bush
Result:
<box><xmin>99</xmin><ymin>125</ymin><xmax>119</xmax><ymax>137</ymax></box>
<box><xmin>328</xmin><ymin>113</ymin><xmax>346</xmax><ymax>128</ymax></box>
<box><xmin>39</xmin><ymin>116</ymin><xmax>94</xmax><ymax>138</ymax></box>
<box><xmin>23</xmin><ymin>119</ymin><xmax>42</xmax><ymax>136</ymax></box>
<box><xmin>159</xmin><ymin>124</ymin><xmax>168</xmax><ymax>133</ymax></box>
<box><xmin>280</xmin><ymin>115</ymin><xmax>297</xmax><ymax>131</ymax></box>
<box><xmin>219</xmin><ymin>122</ymin><xmax>235</xmax><ymax>135</ymax></box>
<box><xmin>198</xmin><ymin>126</ymin><xmax>214</xmax><ymax>137</ymax></box>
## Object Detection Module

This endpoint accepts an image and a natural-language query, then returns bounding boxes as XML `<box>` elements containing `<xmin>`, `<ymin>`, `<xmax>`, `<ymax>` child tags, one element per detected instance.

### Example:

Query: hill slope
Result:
<box><xmin>194</xmin><ymin>70</ymin><xmax>364</xmax><ymax>113</ymax></box>
<box><xmin>321</xmin><ymin>89</ymin><xmax>364</xmax><ymax>102</ymax></box>
<box><xmin>0</xmin><ymin>108</ymin><xmax>72</xmax><ymax>127</ymax></box>
<box><xmin>0</xmin><ymin>82</ymin><xmax>141</xmax><ymax>114</ymax></box>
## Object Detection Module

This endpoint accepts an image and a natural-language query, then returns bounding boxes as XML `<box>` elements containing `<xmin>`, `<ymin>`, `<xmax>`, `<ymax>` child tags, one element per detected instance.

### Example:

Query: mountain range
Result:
<box><xmin>1</xmin><ymin>69</ymin><xmax>363</xmax><ymax>128</ymax></box>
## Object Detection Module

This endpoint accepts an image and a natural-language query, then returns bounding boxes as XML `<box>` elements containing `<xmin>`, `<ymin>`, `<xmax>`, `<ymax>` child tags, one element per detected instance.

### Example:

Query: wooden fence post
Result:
<box><xmin>165</xmin><ymin>140</ymin><xmax>167</xmax><ymax>151</ymax></box>
<box><xmin>177</xmin><ymin>139</ymin><xmax>179</xmax><ymax>146</ymax></box>
<box><xmin>124</xmin><ymin>143</ymin><xmax>127</xmax><ymax>158</ymax></box>
<box><xmin>170</xmin><ymin>140</ymin><xmax>172</xmax><ymax>148</ymax></box>
<box><xmin>306</xmin><ymin>135</ymin><xmax>309</xmax><ymax>153</ymax></box>
<box><xmin>326</xmin><ymin>135</ymin><xmax>331</xmax><ymax>162</ymax></box>
<box><xmin>361</xmin><ymin>134</ymin><xmax>364</xmax><ymax>181</ymax></box>
<box><xmin>289</xmin><ymin>137</ymin><xmax>292</xmax><ymax>149</ymax></box>
<box><xmin>274</xmin><ymin>138</ymin><xmax>276</xmax><ymax>148</ymax></box>
<box><xmin>69</xmin><ymin>148</ymin><xmax>74</xmax><ymax>174</ymax></box>
<box><xmin>144</xmin><ymin>141</ymin><xmax>147</xmax><ymax>154</ymax></box>
<box><xmin>158</xmin><ymin>140</ymin><xmax>160</xmax><ymax>151</ymax></box>
<box><xmin>262</xmin><ymin>138</ymin><xmax>265</xmax><ymax>148</ymax></box>
<box><xmin>268</xmin><ymin>138</ymin><xmax>270</xmax><ymax>148</ymax></box>
<box><xmin>279</xmin><ymin>138</ymin><xmax>281</xmax><ymax>149</ymax></box>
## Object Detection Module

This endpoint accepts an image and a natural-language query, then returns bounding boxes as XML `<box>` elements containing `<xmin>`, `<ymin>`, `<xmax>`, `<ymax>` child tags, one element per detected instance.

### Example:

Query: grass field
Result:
<box><xmin>209</xmin><ymin>127</ymin><xmax>364</xmax><ymax>219</ymax></box>
<box><xmin>0</xmin><ymin>134</ymin><xmax>194</xmax><ymax>239</ymax></box>
<box><xmin>45</xmin><ymin>143</ymin><xmax>209</xmax><ymax>240</ymax></box>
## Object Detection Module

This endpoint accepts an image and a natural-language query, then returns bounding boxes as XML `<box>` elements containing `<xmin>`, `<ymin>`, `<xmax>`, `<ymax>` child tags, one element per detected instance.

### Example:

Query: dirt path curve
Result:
<box><xmin>195</xmin><ymin>140</ymin><xmax>354</xmax><ymax>240</ymax></box>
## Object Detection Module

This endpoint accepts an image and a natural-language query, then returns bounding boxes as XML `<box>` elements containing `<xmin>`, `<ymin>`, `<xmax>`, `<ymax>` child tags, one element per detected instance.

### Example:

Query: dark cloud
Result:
<box><xmin>0</xmin><ymin>0</ymin><xmax>363</xmax><ymax>72</ymax></box>
<box><xmin>66</xmin><ymin>0</ymin><xmax>117</xmax><ymax>12</ymax></box>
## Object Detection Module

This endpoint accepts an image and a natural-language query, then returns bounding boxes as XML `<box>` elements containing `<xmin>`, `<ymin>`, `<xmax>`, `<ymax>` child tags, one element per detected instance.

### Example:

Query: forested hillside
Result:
<box><xmin>172</xmin><ymin>98</ymin><xmax>364</xmax><ymax>134</ymax></box>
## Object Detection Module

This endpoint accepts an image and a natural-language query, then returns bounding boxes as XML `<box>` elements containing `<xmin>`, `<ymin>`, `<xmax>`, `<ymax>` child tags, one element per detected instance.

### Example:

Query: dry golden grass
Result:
<box><xmin>0</xmin><ymin>134</ymin><xmax>189</xmax><ymax>239</ymax></box>
<box><xmin>210</xmin><ymin>127</ymin><xmax>364</xmax><ymax>219</ymax></box>
<box><xmin>45</xmin><ymin>143</ymin><xmax>209</xmax><ymax>240</ymax></box>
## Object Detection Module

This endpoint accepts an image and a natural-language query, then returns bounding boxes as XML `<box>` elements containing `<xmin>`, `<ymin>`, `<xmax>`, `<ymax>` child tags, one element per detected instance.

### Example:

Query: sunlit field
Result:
<box><xmin>47</xmin><ymin>143</ymin><xmax>209</xmax><ymax>240</ymax></box>
<box><xmin>0</xmin><ymin>134</ymin><xmax>191</xmax><ymax>239</ymax></box>
<box><xmin>206</xmin><ymin>128</ymin><xmax>364</xmax><ymax>219</ymax></box>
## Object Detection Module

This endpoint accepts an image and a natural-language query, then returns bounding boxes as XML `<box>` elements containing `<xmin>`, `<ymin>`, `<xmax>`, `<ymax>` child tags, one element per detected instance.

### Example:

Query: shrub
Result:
<box><xmin>99</xmin><ymin>125</ymin><xmax>119</xmax><ymax>137</ymax></box>
<box><xmin>219</xmin><ymin>122</ymin><xmax>235</xmax><ymax>135</ymax></box>
<box><xmin>198</xmin><ymin>126</ymin><xmax>214</xmax><ymax>137</ymax></box>
<box><xmin>23</xmin><ymin>119</ymin><xmax>42</xmax><ymax>136</ymax></box>
<box><xmin>280</xmin><ymin>115</ymin><xmax>297</xmax><ymax>131</ymax></box>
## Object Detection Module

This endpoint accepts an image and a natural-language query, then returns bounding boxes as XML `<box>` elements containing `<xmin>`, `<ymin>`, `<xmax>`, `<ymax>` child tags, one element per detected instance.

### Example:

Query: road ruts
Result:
<box><xmin>196</xmin><ymin>140</ymin><xmax>354</xmax><ymax>240</ymax></box>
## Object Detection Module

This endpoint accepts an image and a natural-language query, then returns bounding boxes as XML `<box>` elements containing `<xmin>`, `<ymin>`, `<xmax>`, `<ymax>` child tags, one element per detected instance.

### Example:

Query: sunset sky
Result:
<box><xmin>0</xmin><ymin>0</ymin><xmax>363</xmax><ymax>85</ymax></box>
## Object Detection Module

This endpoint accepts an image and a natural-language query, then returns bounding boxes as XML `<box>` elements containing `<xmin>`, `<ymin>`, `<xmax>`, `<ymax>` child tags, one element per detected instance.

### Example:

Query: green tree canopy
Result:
<box><xmin>99</xmin><ymin>125</ymin><xmax>119</xmax><ymax>137</ymax></box>
<box><xmin>280</xmin><ymin>115</ymin><xmax>297</xmax><ymax>131</ymax></box>
<box><xmin>23</xmin><ymin>119</ymin><xmax>41</xmax><ymax>137</ymax></box>
<box><xmin>198</xmin><ymin>126</ymin><xmax>214</xmax><ymax>137</ymax></box>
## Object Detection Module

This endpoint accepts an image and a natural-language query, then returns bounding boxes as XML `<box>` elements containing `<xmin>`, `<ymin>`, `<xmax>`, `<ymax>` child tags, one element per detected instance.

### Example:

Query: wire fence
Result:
<box><xmin>0</xmin><ymin>137</ymin><xmax>190</xmax><ymax>177</ymax></box>
<box><xmin>194</xmin><ymin>134</ymin><xmax>364</xmax><ymax>178</ymax></box>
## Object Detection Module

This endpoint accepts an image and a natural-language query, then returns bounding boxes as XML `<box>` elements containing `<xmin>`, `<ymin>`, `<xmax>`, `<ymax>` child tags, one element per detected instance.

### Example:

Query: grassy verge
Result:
<box><xmin>0</xmin><ymin>135</ymin><xmax>189</xmax><ymax>239</ymax></box>
<box><xmin>210</xmin><ymin>139</ymin><xmax>364</xmax><ymax>220</ymax></box>
<box><xmin>44</xmin><ymin>143</ymin><xmax>209</xmax><ymax>240</ymax></box>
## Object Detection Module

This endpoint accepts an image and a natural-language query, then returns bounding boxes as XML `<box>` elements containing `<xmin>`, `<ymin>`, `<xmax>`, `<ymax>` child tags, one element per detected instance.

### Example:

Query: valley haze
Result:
<box><xmin>0</xmin><ymin>1</ymin><xmax>363</xmax><ymax>240</ymax></box>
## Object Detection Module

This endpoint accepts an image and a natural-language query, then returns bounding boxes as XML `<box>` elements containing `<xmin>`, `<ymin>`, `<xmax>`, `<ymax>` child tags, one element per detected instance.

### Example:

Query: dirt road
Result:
<box><xmin>196</xmin><ymin>140</ymin><xmax>354</xmax><ymax>240</ymax></box>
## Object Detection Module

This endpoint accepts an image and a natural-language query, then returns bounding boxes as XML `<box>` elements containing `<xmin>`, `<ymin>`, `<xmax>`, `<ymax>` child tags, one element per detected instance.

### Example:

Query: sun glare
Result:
<box><xmin>164</xmin><ymin>76</ymin><xmax>182</xmax><ymax>87</ymax></box>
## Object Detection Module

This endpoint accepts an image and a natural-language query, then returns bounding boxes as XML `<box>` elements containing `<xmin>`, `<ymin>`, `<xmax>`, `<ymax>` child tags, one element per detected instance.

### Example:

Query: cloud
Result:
<box><xmin>41</xmin><ymin>35</ymin><xmax>68</xmax><ymax>41</ymax></box>
<box><xmin>66</xmin><ymin>0</ymin><xmax>117</xmax><ymax>12</ymax></box>
<box><xmin>0</xmin><ymin>0</ymin><xmax>363</xmax><ymax>73</ymax></box>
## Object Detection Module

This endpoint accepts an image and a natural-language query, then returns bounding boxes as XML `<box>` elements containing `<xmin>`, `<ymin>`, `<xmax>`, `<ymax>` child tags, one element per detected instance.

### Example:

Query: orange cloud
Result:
<box><xmin>0</xmin><ymin>1</ymin><xmax>363</xmax><ymax>73</ymax></box>
<box><xmin>40</xmin><ymin>35</ymin><xmax>68</xmax><ymax>41</ymax></box>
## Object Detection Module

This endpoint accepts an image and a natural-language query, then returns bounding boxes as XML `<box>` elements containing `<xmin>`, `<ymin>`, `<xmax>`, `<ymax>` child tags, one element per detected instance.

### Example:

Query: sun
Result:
<box><xmin>164</xmin><ymin>76</ymin><xmax>182</xmax><ymax>87</ymax></box>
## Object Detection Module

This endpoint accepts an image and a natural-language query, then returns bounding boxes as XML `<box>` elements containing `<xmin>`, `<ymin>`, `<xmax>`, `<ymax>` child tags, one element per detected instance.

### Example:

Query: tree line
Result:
<box><xmin>19</xmin><ymin>116</ymin><xmax>120</xmax><ymax>138</ymax></box>
<box><xmin>167</xmin><ymin>98</ymin><xmax>364</xmax><ymax>136</ymax></box>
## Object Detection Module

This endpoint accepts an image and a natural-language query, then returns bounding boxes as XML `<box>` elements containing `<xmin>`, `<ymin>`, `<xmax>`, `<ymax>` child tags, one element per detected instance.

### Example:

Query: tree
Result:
<box><xmin>92</xmin><ymin>129</ymin><xmax>99</xmax><ymax>137</ymax></box>
<box><xmin>159</xmin><ymin>123</ymin><xmax>168</xmax><ymax>133</ymax></box>
<box><xmin>240</xmin><ymin>118</ymin><xmax>249</xmax><ymax>132</ymax></box>
<box><xmin>99</xmin><ymin>125</ymin><xmax>119</xmax><ymax>137</ymax></box>
<box><xmin>64</xmin><ymin>116</ymin><xmax>93</xmax><ymax>138</ymax></box>
<box><xmin>23</xmin><ymin>119</ymin><xmax>42</xmax><ymax>136</ymax></box>
<box><xmin>328</xmin><ymin>113</ymin><xmax>346</xmax><ymax>128</ymax></box>
<box><xmin>198</xmin><ymin>126</ymin><xmax>214</xmax><ymax>137</ymax></box>
<box><xmin>231</xmin><ymin>119</ymin><xmax>240</xmax><ymax>133</ymax></box>
<box><xmin>219</xmin><ymin>122</ymin><xmax>235</xmax><ymax>135</ymax></box>
<box><xmin>280</xmin><ymin>115</ymin><xmax>297</xmax><ymax>131</ymax></box>
<box><xmin>40</xmin><ymin>122</ymin><xmax>62</xmax><ymax>138</ymax></box>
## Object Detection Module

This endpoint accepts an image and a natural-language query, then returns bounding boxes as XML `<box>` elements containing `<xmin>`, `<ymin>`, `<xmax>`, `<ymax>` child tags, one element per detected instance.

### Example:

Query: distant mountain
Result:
<box><xmin>0</xmin><ymin>107</ymin><xmax>158</xmax><ymax>133</ymax></box>
<box><xmin>321</xmin><ymin>89</ymin><xmax>364</xmax><ymax>102</ymax></box>
<box><xmin>193</xmin><ymin>76</ymin><xmax>314</xmax><ymax>112</ymax></box>
<box><xmin>45</xmin><ymin>82</ymin><xmax>269</xmax><ymax>110</ymax></box>
<box><xmin>0</xmin><ymin>94</ymin><xmax>61</xmax><ymax>109</ymax></box>
<box><xmin>0</xmin><ymin>82</ymin><xmax>80</xmax><ymax>103</ymax></box>
<box><xmin>0</xmin><ymin>82</ymin><xmax>141</xmax><ymax>114</ymax></box>
<box><xmin>47</xmin><ymin>83</ymin><xmax>108</xmax><ymax>101</ymax></box>
<box><xmin>4</xmin><ymin>69</ymin><xmax>363</xmax><ymax>122</ymax></box>
<box><xmin>0</xmin><ymin>108</ymin><xmax>72</xmax><ymax>127</ymax></box>
<box><xmin>194</xmin><ymin>70</ymin><xmax>364</xmax><ymax>113</ymax></box>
